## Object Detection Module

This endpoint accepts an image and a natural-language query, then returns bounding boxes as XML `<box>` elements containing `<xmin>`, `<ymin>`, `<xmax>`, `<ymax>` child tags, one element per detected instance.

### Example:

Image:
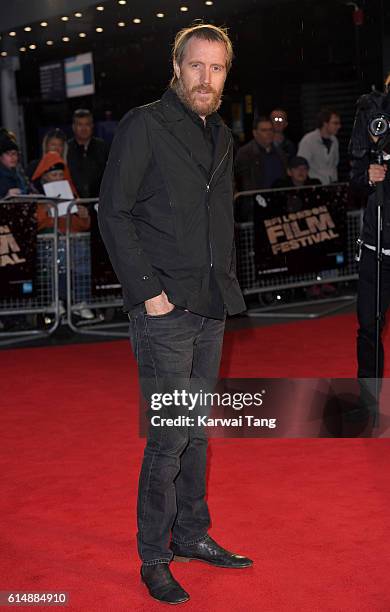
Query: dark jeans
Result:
<box><xmin>357</xmin><ymin>247</ymin><xmax>390</xmax><ymax>377</ymax></box>
<box><xmin>357</xmin><ymin>247</ymin><xmax>390</xmax><ymax>405</ymax></box>
<box><xmin>128</xmin><ymin>304</ymin><xmax>225</xmax><ymax>565</ymax></box>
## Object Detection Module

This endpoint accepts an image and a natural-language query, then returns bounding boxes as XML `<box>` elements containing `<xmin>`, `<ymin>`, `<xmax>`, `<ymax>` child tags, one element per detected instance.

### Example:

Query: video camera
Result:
<box><xmin>349</xmin><ymin>89</ymin><xmax>390</xmax><ymax>159</ymax></box>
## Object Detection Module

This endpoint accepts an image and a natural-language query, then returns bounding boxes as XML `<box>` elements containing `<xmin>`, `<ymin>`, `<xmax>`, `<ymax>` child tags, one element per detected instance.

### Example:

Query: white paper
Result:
<box><xmin>43</xmin><ymin>180</ymin><xmax>77</xmax><ymax>217</ymax></box>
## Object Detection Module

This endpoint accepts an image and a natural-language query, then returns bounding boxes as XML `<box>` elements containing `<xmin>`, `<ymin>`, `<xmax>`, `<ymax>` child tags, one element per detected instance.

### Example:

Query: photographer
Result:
<box><xmin>350</xmin><ymin>76</ymin><xmax>390</xmax><ymax>407</ymax></box>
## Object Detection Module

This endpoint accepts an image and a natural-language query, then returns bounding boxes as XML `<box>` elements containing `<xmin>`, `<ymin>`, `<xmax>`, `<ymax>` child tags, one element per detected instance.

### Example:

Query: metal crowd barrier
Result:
<box><xmin>0</xmin><ymin>196</ymin><xmax>60</xmax><ymax>346</ymax></box>
<box><xmin>234</xmin><ymin>184</ymin><xmax>363</xmax><ymax>318</ymax></box>
<box><xmin>65</xmin><ymin>199</ymin><xmax>127</xmax><ymax>337</ymax></box>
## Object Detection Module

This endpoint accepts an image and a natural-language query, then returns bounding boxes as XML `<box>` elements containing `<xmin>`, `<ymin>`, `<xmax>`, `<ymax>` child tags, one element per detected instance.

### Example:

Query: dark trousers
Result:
<box><xmin>128</xmin><ymin>305</ymin><xmax>225</xmax><ymax>565</ymax></box>
<box><xmin>357</xmin><ymin>247</ymin><xmax>390</xmax><ymax>378</ymax></box>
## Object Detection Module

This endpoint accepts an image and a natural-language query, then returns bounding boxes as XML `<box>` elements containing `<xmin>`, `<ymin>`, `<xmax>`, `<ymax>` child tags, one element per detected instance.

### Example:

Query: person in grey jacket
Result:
<box><xmin>297</xmin><ymin>108</ymin><xmax>341</xmax><ymax>184</ymax></box>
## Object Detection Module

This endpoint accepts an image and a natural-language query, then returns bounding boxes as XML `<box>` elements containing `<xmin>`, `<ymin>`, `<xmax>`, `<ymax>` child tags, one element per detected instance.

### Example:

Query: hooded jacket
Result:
<box><xmin>32</xmin><ymin>151</ymin><xmax>89</xmax><ymax>234</ymax></box>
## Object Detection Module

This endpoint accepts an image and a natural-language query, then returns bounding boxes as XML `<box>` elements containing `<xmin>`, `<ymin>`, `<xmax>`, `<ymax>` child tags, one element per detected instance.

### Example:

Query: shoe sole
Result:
<box><xmin>173</xmin><ymin>555</ymin><xmax>253</xmax><ymax>568</ymax></box>
<box><xmin>141</xmin><ymin>577</ymin><xmax>190</xmax><ymax>605</ymax></box>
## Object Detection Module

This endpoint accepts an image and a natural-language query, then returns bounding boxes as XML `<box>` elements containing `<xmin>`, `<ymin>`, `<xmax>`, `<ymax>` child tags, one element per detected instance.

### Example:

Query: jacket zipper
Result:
<box><xmin>205</xmin><ymin>140</ymin><xmax>232</xmax><ymax>268</ymax></box>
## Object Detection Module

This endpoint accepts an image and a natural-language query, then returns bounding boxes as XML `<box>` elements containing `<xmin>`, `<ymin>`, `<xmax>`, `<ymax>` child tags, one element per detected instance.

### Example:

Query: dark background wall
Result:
<box><xmin>3</xmin><ymin>0</ymin><xmax>387</xmax><ymax>176</ymax></box>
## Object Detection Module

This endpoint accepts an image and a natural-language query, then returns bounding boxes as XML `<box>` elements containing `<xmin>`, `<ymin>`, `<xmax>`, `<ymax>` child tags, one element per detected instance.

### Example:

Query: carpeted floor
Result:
<box><xmin>2</xmin><ymin>312</ymin><xmax>390</xmax><ymax>611</ymax></box>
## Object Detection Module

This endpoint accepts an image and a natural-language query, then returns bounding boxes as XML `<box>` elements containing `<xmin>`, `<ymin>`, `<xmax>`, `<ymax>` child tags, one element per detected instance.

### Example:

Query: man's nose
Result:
<box><xmin>201</xmin><ymin>66</ymin><xmax>211</xmax><ymax>84</ymax></box>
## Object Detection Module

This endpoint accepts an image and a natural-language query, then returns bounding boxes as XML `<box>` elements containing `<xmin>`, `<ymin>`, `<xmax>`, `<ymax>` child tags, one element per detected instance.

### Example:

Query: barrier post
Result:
<box><xmin>65</xmin><ymin>198</ymin><xmax>128</xmax><ymax>337</ymax></box>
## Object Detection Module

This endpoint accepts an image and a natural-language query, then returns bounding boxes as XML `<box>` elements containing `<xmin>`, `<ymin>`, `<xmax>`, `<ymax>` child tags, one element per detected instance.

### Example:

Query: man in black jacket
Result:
<box><xmin>98</xmin><ymin>24</ymin><xmax>252</xmax><ymax>605</ymax></box>
<box><xmin>67</xmin><ymin>109</ymin><xmax>109</xmax><ymax>198</ymax></box>
<box><xmin>352</xmin><ymin>154</ymin><xmax>390</xmax><ymax>409</ymax></box>
<box><xmin>234</xmin><ymin>116</ymin><xmax>287</xmax><ymax>192</ymax></box>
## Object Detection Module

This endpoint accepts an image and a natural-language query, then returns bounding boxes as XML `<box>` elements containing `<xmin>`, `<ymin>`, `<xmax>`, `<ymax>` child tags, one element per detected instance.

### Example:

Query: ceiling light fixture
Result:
<box><xmin>1</xmin><ymin>51</ymin><xmax>8</xmax><ymax>57</ymax></box>
<box><xmin>24</xmin><ymin>26</ymin><xmax>32</xmax><ymax>32</ymax></box>
<box><xmin>156</xmin><ymin>12</ymin><xmax>164</xmax><ymax>18</ymax></box>
<box><xmin>62</xmin><ymin>36</ymin><xmax>70</xmax><ymax>42</ymax></box>
<box><xmin>96</xmin><ymin>26</ymin><xmax>104</xmax><ymax>32</ymax></box>
<box><xmin>46</xmin><ymin>40</ymin><xmax>54</xmax><ymax>45</ymax></box>
<box><xmin>180</xmin><ymin>6</ymin><xmax>189</xmax><ymax>12</ymax></box>
<box><xmin>9</xmin><ymin>31</ymin><xmax>17</xmax><ymax>37</ymax></box>
<box><xmin>79</xmin><ymin>32</ymin><xmax>87</xmax><ymax>38</ymax></box>
<box><xmin>20</xmin><ymin>47</ymin><xmax>26</xmax><ymax>52</ymax></box>
<box><xmin>74</xmin><ymin>12</ymin><xmax>82</xmax><ymax>17</ymax></box>
<box><xmin>133</xmin><ymin>18</ymin><xmax>141</xmax><ymax>24</ymax></box>
<box><xmin>118</xmin><ymin>21</ymin><xmax>126</xmax><ymax>27</ymax></box>
<box><xmin>61</xmin><ymin>16</ymin><xmax>69</xmax><ymax>21</ymax></box>
<box><xmin>205</xmin><ymin>0</ymin><xmax>213</xmax><ymax>4</ymax></box>
<box><xmin>118</xmin><ymin>0</ymin><xmax>127</xmax><ymax>4</ymax></box>
<box><xmin>40</xmin><ymin>21</ymin><xmax>48</xmax><ymax>27</ymax></box>
<box><xmin>96</xmin><ymin>5</ymin><xmax>104</xmax><ymax>10</ymax></box>
<box><xmin>29</xmin><ymin>44</ymin><xmax>36</xmax><ymax>50</ymax></box>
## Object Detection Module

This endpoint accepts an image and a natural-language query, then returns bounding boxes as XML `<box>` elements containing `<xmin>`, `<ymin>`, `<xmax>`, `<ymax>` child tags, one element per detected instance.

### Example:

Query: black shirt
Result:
<box><xmin>171</xmin><ymin>91</ymin><xmax>225</xmax><ymax>318</ymax></box>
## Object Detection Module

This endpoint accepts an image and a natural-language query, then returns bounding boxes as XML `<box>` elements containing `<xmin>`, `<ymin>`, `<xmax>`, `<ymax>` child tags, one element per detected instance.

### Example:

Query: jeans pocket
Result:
<box><xmin>144</xmin><ymin>306</ymin><xmax>181</xmax><ymax>320</ymax></box>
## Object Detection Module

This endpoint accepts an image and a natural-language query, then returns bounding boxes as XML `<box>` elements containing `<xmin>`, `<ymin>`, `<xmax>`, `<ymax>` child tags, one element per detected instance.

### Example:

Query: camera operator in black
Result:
<box><xmin>350</xmin><ymin>75</ymin><xmax>390</xmax><ymax>404</ymax></box>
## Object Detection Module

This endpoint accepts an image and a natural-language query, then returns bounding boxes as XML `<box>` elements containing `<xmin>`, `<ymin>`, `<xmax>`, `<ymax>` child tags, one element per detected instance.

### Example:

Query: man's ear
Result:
<box><xmin>173</xmin><ymin>61</ymin><xmax>181</xmax><ymax>80</ymax></box>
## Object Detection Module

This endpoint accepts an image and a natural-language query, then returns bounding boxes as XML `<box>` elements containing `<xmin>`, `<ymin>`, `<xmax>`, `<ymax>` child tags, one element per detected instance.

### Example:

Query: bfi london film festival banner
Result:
<box><xmin>0</xmin><ymin>202</ymin><xmax>37</xmax><ymax>299</ymax></box>
<box><xmin>253</xmin><ymin>184</ymin><xmax>348</xmax><ymax>277</ymax></box>
<box><xmin>90</xmin><ymin>203</ymin><xmax>121</xmax><ymax>297</ymax></box>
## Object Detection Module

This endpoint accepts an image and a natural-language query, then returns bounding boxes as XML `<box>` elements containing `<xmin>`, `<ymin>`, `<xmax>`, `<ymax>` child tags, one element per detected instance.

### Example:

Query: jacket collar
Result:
<box><xmin>157</xmin><ymin>88</ymin><xmax>230</xmax><ymax>185</ymax></box>
<box><xmin>160</xmin><ymin>87</ymin><xmax>223</xmax><ymax>127</ymax></box>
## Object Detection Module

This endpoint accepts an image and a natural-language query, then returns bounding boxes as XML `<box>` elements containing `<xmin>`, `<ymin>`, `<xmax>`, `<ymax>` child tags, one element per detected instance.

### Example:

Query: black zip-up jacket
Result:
<box><xmin>350</xmin><ymin>153</ymin><xmax>390</xmax><ymax>248</ymax></box>
<box><xmin>98</xmin><ymin>88</ymin><xmax>246</xmax><ymax>318</ymax></box>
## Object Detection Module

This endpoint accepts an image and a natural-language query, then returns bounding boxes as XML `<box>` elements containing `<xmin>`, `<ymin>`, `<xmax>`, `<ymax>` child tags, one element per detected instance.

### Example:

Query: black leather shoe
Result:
<box><xmin>171</xmin><ymin>535</ymin><xmax>253</xmax><ymax>568</ymax></box>
<box><xmin>140</xmin><ymin>563</ymin><xmax>189</xmax><ymax>604</ymax></box>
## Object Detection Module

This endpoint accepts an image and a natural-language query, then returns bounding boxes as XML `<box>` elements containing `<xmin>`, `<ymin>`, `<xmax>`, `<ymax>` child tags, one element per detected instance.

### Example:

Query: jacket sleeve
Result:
<box><xmin>333</xmin><ymin>139</ymin><xmax>339</xmax><ymax>182</ymax></box>
<box><xmin>98</xmin><ymin>109</ymin><xmax>163</xmax><ymax>307</ymax></box>
<box><xmin>297</xmin><ymin>135</ymin><xmax>313</xmax><ymax>166</ymax></box>
<box><xmin>234</xmin><ymin>146</ymin><xmax>250</xmax><ymax>192</ymax></box>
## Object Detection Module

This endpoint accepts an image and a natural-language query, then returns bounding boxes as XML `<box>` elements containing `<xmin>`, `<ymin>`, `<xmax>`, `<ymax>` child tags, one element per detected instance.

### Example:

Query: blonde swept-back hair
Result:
<box><xmin>170</xmin><ymin>23</ymin><xmax>233</xmax><ymax>87</ymax></box>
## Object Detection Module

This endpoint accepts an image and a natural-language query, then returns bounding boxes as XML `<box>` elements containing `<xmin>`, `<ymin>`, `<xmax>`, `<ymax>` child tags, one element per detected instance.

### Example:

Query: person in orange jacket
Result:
<box><xmin>32</xmin><ymin>150</ymin><xmax>90</xmax><ymax>234</ymax></box>
<box><xmin>32</xmin><ymin>151</ymin><xmax>94</xmax><ymax>319</ymax></box>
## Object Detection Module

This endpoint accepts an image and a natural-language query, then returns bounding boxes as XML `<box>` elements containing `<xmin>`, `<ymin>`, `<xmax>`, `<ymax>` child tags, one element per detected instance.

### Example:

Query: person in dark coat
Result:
<box><xmin>98</xmin><ymin>23</ymin><xmax>252</xmax><ymax>606</ymax></box>
<box><xmin>234</xmin><ymin>116</ymin><xmax>287</xmax><ymax>192</ymax></box>
<box><xmin>0</xmin><ymin>134</ymin><xmax>29</xmax><ymax>198</ymax></box>
<box><xmin>272</xmin><ymin>156</ymin><xmax>321</xmax><ymax>188</ymax></box>
<box><xmin>67</xmin><ymin>109</ymin><xmax>109</xmax><ymax>198</ymax></box>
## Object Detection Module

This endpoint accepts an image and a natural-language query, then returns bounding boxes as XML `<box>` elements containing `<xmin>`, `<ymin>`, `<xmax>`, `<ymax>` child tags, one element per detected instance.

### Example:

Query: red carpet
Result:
<box><xmin>2</xmin><ymin>313</ymin><xmax>390</xmax><ymax>611</ymax></box>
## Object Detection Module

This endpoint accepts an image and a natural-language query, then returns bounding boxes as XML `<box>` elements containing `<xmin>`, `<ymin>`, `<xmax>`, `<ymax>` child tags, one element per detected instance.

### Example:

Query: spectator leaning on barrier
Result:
<box><xmin>0</xmin><ymin>134</ymin><xmax>30</xmax><ymax>199</ymax></box>
<box><xmin>32</xmin><ymin>151</ymin><xmax>93</xmax><ymax>320</ymax></box>
<box><xmin>31</xmin><ymin>151</ymin><xmax>89</xmax><ymax>233</ymax></box>
<box><xmin>272</xmin><ymin>156</ymin><xmax>321</xmax><ymax>188</ymax></box>
<box><xmin>26</xmin><ymin>128</ymin><xmax>69</xmax><ymax>184</ymax></box>
<box><xmin>234</xmin><ymin>115</ymin><xmax>287</xmax><ymax>192</ymax></box>
<box><xmin>297</xmin><ymin>108</ymin><xmax>341</xmax><ymax>185</ymax></box>
<box><xmin>67</xmin><ymin>109</ymin><xmax>109</xmax><ymax>198</ymax></box>
<box><xmin>270</xmin><ymin>108</ymin><xmax>296</xmax><ymax>160</ymax></box>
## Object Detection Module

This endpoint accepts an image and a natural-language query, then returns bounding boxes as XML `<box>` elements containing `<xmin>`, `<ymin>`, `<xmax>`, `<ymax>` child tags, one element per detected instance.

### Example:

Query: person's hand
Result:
<box><xmin>77</xmin><ymin>205</ymin><xmax>89</xmax><ymax>218</ymax></box>
<box><xmin>368</xmin><ymin>164</ymin><xmax>387</xmax><ymax>184</ymax></box>
<box><xmin>145</xmin><ymin>291</ymin><xmax>174</xmax><ymax>316</ymax></box>
<box><xmin>7</xmin><ymin>188</ymin><xmax>21</xmax><ymax>196</ymax></box>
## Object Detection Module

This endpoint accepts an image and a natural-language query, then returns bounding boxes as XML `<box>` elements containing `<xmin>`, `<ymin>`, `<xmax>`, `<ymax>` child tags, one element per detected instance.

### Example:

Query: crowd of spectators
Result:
<box><xmin>234</xmin><ymin>106</ymin><xmax>342</xmax><ymax>194</ymax></box>
<box><xmin>0</xmin><ymin>102</ymin><xmax>344</xmax><ymax>329</ymax></box>
<box><xmin>0</xmin><ymin>109</ymin><xmax>108</xmax><ymax>323</ymax></box>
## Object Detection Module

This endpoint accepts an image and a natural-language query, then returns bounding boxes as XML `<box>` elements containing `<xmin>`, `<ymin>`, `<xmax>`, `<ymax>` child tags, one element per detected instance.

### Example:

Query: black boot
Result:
<box><xmin>140</xmin><ymin>563</ymin><xmax>190</xmax><ymax>604</ymax></box>
<box><xmin>171</xmin><ymin>535</ymin><xmax>253</xmax><ymax>568</ymax></box>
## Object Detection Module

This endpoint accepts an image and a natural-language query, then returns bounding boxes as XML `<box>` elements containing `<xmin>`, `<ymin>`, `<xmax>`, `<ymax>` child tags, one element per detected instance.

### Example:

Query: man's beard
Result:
<box><xmin>173</xmin><ymin>78</ymin><xmax>222</xmax><ymax>117</ymax></box>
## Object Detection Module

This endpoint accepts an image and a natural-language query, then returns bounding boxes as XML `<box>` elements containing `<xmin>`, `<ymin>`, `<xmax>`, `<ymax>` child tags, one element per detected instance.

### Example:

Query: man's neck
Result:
<box><xmin>319</xmin><ymin>126</ymin><xmax>331</xmax><ymax>139</ymax></box>
<box><xmin>273</xmin><ymin>132</ymin><xmax>284</xmax><ymax>144</ymax></box>
<box><xmin>75</xmin><ymin>137</ymin><xmax>91</xmax><ymax>147</ymax></box>
<box><xmin>257</xmin><ymin>141</ymin><xmax>272</xmax><ymax>153</ymax></box>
